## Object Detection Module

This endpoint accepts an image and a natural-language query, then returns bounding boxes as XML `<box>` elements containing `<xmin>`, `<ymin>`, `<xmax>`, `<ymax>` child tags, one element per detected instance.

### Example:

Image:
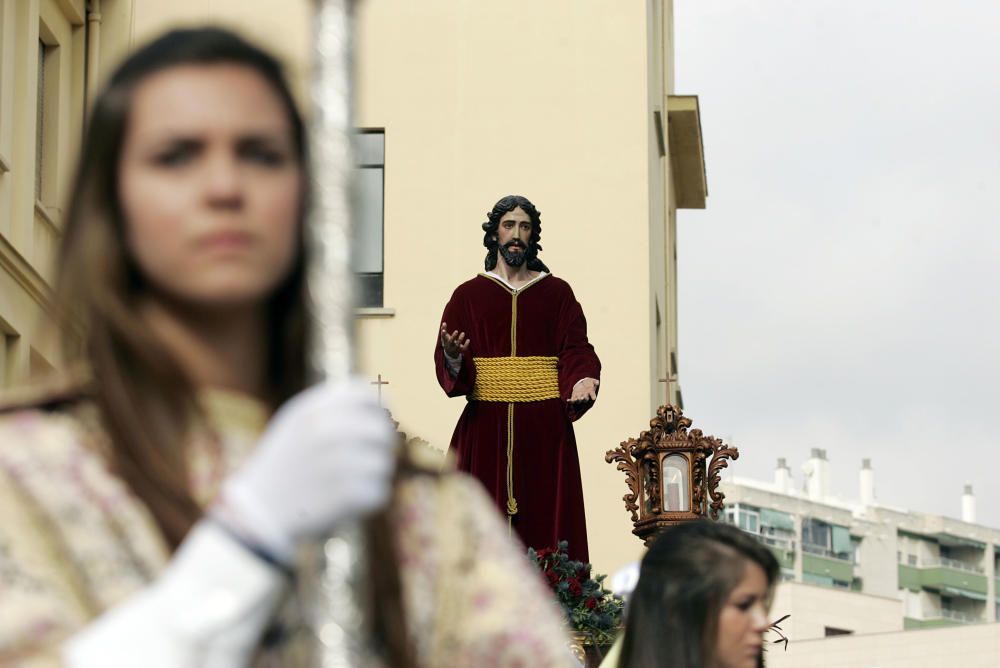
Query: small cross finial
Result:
<box><xmin>371</xmin><ymin>373</ymin><xmax>389</xmax><ymax>404</ymax></box>
<box><xmin>658</xmin><ymin>374</ymin><xmax>677</xmax><ymax>404</ymax></box>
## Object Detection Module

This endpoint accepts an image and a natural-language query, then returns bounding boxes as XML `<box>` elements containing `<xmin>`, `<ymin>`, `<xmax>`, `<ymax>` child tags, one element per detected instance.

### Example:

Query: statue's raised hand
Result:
<box><xmin>440</xmin><ymin>322</ymin><xmax>471</xmax><ymax>358</ymax></box>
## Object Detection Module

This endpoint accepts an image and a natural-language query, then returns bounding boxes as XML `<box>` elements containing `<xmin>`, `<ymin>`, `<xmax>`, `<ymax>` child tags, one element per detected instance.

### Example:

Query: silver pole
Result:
<box><xmin>301</xmin><ymin>1</ymin><xmax>371</xmax><ymax>666</ymax></box>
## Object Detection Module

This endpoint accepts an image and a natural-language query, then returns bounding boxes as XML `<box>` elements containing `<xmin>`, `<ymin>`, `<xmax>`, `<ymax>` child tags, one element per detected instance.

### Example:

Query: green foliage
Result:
<box><xmin>528</xmin><ymin>541</ymin><xmax>625</xmax><ymax>646</ymax></box>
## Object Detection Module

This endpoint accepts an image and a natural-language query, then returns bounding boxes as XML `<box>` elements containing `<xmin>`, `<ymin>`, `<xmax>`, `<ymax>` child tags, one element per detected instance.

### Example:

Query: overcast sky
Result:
<box><xmin>674</xmin><ymin>2</ymin><xmax>1000</xmax><ymax>528</ymax></box>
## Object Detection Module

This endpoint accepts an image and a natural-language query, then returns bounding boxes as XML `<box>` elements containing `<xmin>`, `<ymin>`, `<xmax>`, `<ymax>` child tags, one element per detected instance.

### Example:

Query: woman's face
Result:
<box><xmin>714</xmin><ymin>561</ymin><xmax>771</xmax><ymax>668</ymax></box>
<box><xmin>118</xmin><ymin>63</ymin><xmax>301</xmax><ymax>310</ymax></box>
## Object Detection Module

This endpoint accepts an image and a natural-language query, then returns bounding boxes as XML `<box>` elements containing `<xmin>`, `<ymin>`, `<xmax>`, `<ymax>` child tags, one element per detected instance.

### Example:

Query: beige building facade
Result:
<box><xmin>0</xmin><ymin>0</ymin><xmax>706</xmax><ymax>576</ymax></box>
<box><xmin>0</xmin><ymin>0</ymin><xmax>88</xmax><ymax>382</ymax></box>
<box><xmin>353</xmin><ymin>0</ymin><xmax>705</xmax><ymax>576</ymax></box>
<box><xmin>766</xmin><ymin>621</ymin><xmax>1000</xmax><ymax>668</ymax></box>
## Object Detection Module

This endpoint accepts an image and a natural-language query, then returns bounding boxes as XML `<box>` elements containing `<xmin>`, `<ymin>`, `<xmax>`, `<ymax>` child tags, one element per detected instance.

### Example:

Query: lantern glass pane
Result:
<box><xmin>662</xmin><ymin>454</ymin><xmax>690</xmax><ymax>512</ymax></box>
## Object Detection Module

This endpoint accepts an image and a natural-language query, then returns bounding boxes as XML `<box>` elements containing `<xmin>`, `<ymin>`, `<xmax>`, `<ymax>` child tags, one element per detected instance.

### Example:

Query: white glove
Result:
<box><xmin>219</xmin><ymin>378</ymin><xmax>398</xmax><ymax>563</ymax></box>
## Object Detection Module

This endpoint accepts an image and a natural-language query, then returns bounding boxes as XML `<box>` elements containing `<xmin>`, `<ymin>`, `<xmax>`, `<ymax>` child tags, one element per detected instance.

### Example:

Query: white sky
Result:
<box><xmin>674</xmin><ymin>1</ymin><xmax>1000</xmax><ymax>527</ymax></box>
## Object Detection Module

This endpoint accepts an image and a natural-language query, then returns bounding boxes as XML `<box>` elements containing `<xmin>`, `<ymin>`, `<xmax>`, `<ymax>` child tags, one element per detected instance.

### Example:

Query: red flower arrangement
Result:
<box><xmin>528</xmin><ymin>541</ymin><xmax>624</xmax><ymax>647</ymax></box>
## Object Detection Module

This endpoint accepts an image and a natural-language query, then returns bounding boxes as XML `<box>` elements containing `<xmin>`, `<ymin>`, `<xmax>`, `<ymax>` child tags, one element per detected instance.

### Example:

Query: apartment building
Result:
<box><xmin>722</xmin><ymin>449</ymin><xmax>999</xmax><ymax>636</ymax></box>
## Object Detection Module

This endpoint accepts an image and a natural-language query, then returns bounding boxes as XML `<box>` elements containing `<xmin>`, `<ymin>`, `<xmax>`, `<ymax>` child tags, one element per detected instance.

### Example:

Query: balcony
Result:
<box><xmin>904</xmin><ymin>616</ymin><xmax>965</xmax><ymax>630</ymax></box>
<box><xmin>753</xmin><ymin>534</ymin><xmax>794</xmax><ymax>569</ymax></box>
<box><xmin>898</xmin><ymin>563</ymin><xmax>988</xmax><ymax>596</ymax></box>
<box><xmin>941</xmin><ymin>608</ymin><xmax>980</xmax><ymax>623</ymax></box>
<box><xmin>803</xmin><ymin>552</ymin><xmax>854</xmax><ymax>583</ymax></box>
<box><xmin>754</xmin><ymin>533</ymin><xmax>795</xmax><ymax>552</ymax></box>
<box><xmin>932</xmin><ymin>557</ymin><xmax>984</xmax><ymax>574</ymax></box>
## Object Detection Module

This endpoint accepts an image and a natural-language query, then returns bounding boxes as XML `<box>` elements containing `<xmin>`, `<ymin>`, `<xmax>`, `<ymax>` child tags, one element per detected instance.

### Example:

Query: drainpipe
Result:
<box><xmin>85</xmin><ymin>0</ymin><xmax>102</xmax><ymax>116</ymax></box>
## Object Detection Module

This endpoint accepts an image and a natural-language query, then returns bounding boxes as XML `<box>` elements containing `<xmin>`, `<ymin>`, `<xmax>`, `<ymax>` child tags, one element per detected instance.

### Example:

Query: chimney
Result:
<box><xmin>803</xmin><ymin>448</ymin><xmax>830</xmax><ymax>501</ymax></box>
<box><xmin>859</xmin><ymin>458</ymin><xmax>875</xmax><ymax>506</ymax></box>
<box><xmin>774</xmin><ymin>458</ymin><xmax>791</xmax><ymax>494</ymax></box>
<box><xmin>962</xmin><ymin>484</ymin><xmax>976</xmax><ymax>523</ymax></box>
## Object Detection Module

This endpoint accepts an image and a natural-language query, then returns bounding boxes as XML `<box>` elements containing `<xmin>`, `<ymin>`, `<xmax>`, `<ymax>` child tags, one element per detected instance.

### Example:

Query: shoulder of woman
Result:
<box><xmin>0</xmin><ymin>365</ymin><xmax>94</xmax><ymax>415</ymax></box>
<box><xmin>0</xmin><ymin>371</ymin><xmax>102</xmax><ymax>475</ymax></box>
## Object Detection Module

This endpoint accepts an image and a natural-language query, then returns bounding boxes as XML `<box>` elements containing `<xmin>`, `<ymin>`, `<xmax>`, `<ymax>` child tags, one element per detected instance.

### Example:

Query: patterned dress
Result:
<box><xmin>0</xmin><ymin>385</ymin><xmax>576</xmax><ymax>666</ymax></box>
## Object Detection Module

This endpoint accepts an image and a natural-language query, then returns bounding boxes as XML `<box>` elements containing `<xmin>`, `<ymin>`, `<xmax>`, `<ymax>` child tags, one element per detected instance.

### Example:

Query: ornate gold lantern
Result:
<box><xmin>605</xmin><ymin>405</ymin><xmax>739</xmax><ymax>545</ymax></box>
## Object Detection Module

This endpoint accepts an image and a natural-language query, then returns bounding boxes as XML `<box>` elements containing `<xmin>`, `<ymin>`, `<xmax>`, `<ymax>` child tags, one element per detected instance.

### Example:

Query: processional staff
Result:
<box><xmin>300</xmin><ymin>0</ymin><xmax>373</xmax><ymax>665</ymax></box>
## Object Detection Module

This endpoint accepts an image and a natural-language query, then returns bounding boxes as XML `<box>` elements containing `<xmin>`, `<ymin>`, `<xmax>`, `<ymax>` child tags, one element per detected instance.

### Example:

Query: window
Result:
<box><xmin>35</xmin><ymin>23</ymin><xmax>59</xmax><ymax>209</ymax></box>
<box><xmin>802</xmin><ymin>518</ymin><xmax>832</xmax><ymax>551</ymax></box>
<box><xmin>725</xmin><ymin>504</ymin><xmax>760</xmax><ymax>534</ymax></box>
<box><xmin>758</xmin><ymin>509</ymin><xmax>796</xmax><ymax>552</ymax></box>
<box><xmin>662</xmin><ymin>454</ymin><xmax>689</xmax><ymax>511</ymax></box>
<box><xmin>802</xmin><ymin>519</ymin><xmax>854</xmax><ymax>561</ymax></box>
<box><xmin>35</xmin><ymin>39</ymin><xmax>46</xmax><ymax>199</ymax></box>
<box><xmin>352</xmin><ymin>130</ymin><xmax>384</xmax><ymax>307</ymax></box>
<box><xmin>907</xmin><ymin>554</ymin><xmax>918</xmax><ymax>566</ymax></box>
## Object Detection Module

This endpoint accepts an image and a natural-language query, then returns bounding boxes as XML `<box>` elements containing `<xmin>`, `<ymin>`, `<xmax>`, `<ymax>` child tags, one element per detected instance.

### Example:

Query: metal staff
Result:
<box><xmin>300</xmin><ymin>1</ymin><xmax>371</xmax><ymax>665</ymax></box>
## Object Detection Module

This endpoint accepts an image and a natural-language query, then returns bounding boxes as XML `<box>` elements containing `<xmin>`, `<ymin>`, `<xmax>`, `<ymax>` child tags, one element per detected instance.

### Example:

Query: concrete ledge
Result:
<box><xmin>667</xmin><ymin>95</ymin><xmax>707</xmax><ymax>209</ymax></box>
<box><xmin>0</xmin><ymin>234</ymin><xmax>53</xmax><ymax>312</ymax></box>
<box><xmin>355</xmin><ymin>307</ymin><xmax>396</xmax><ymax>318</ymax></box>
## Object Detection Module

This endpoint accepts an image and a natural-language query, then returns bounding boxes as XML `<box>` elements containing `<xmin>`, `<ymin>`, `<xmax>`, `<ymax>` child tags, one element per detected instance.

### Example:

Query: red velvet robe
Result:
<box><xmin>435</xmin><ymin>273</ymin><xmax>600</xmax><ymax>562</ymax></box>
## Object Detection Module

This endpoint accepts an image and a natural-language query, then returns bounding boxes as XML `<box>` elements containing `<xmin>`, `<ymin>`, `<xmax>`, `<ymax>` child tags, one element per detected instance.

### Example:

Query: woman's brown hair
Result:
<box><xmin>55</xmin><ymin>27</ymin><xmax>413</xmax><ymax>664</ymax></box>
<box><xmin>617</xmin><ymin>520</ymin><xmax>780</xmax><ymax>668</ymax></box>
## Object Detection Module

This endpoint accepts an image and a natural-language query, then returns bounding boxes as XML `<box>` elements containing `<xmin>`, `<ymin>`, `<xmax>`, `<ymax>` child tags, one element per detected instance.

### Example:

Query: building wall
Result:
<box><xmin>855</xmin><ymin>519</ymin><xmax>898</xmax><ymax>599</ymax></box>
<box><xmin>724</xmin><ymin>473</ymin><xmax>1000</xmax><ymax>639</ymax></box>
<box><xmin>352</xmin><ymin>0</ymin><xmax>675</xmax><ymax>575</ymax></box>
<box><xmin>0</xmin><ymin>0</ymin><xmax>87</xmax><ymax>385</ymax></box>
<box><xmin>770</xmin><ymin>582</ymin><xmax>902</xmax><ymax>641</ymax></box>
<box><xmin>96</xmin><ymin>0</ymin><xmax>312</xmax><ymax>98</ymax></box>
<box><xmin>766</xmin><ymin>623</ymin><xmax>1000</xmax><ymax>668</ymax></box>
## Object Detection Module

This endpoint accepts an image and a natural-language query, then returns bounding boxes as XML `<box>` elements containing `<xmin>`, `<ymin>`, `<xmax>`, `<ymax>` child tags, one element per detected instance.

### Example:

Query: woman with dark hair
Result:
<box><xmin>0</xmin><ymin>27</ymin><xmax>574</xmax><ymax>666</ymax></box>
<box><xmin>609</xmin><ymin>520</ymin><xmax>780</xmax><ymax>668</ymax></box>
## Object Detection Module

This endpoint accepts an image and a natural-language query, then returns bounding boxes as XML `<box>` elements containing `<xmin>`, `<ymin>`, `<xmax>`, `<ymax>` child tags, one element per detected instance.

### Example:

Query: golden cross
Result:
<box><xmin>371</xmin><ymin>373</ymin><xmax>389</xmax><ymax>404</ymax></box>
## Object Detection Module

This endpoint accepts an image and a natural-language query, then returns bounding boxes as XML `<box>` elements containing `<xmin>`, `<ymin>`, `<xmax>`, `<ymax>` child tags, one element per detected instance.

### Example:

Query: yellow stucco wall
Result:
<box><xmin>352</xmin><ymin>0</ymin><xmax>673</xmax><ymax>574</ymax></box>
<box><xmin>96</xmin><ymin>0</ymin><xmax>312</xmax><ymax>98</ymax></box>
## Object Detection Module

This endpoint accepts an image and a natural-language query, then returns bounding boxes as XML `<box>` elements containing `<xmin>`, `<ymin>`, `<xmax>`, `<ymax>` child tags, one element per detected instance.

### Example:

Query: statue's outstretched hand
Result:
<box><xmin>440</xmin><ymin>322</ymin><xmax>471</xmax><ymax>358</ymax></box>
<box><xmin>569</xmin><ymin>378</ymin><xmax>599</xmax><ymax>403</ymax></box>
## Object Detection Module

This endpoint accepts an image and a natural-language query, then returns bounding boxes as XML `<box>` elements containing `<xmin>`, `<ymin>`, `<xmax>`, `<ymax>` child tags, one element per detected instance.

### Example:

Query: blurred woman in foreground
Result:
<box><xmin>0</xmin><ymin>27</ymin><xmax>573</xmax><ymax>667</ymax></box>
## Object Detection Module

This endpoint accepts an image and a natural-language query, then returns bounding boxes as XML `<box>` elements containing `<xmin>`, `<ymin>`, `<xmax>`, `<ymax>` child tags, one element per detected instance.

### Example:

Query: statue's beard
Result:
<box><xmin>499</xmin><ymin>241</ymin><xmax>529</xmax><ymax>267</ymax></box>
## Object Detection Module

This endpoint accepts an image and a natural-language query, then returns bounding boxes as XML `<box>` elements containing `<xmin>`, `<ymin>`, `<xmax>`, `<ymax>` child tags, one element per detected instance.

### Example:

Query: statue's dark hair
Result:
<box><xmin>481</xmin><ymin>195</ymin><xmax>550</xmax><ymax>272</ymax></box>
<box><xmin>617</xmin><ymin>520</ymin><xmax>780</xmax><ymax>668</ymax></box>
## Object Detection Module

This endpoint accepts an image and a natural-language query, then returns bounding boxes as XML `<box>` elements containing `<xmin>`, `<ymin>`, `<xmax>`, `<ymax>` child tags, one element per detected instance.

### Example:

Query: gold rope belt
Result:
<box><xmin>471</xmin><ymin>356</ymin><xmax>560</xmax><ymax>402</ymax></box>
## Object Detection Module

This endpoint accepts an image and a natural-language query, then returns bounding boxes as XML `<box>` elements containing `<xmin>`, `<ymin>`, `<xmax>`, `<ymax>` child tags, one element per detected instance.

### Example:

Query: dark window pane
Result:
<box><xmin>356</xmin><ymin>272</ymin><xmax>383</xmax><ymax>308</ymax></box>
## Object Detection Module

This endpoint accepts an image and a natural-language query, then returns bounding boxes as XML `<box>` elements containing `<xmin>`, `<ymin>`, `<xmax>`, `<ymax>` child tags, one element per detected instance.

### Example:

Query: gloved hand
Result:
<box><xmin>219</xmin><ymin>378</ymin><xmax>398</xmax><ymax>563</ymax></box>
<box><xmin>67</xmin><ymin>378</ymin><xmax>398</xmax><ymax>666</ymax></box>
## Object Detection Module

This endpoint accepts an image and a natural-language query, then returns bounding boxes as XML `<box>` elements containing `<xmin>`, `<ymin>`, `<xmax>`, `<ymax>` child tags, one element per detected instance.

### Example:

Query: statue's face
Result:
<box><xmin>495</xmin><ymin>206</ymin><xmax>533</xmax><ymax>267</ymax></box>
